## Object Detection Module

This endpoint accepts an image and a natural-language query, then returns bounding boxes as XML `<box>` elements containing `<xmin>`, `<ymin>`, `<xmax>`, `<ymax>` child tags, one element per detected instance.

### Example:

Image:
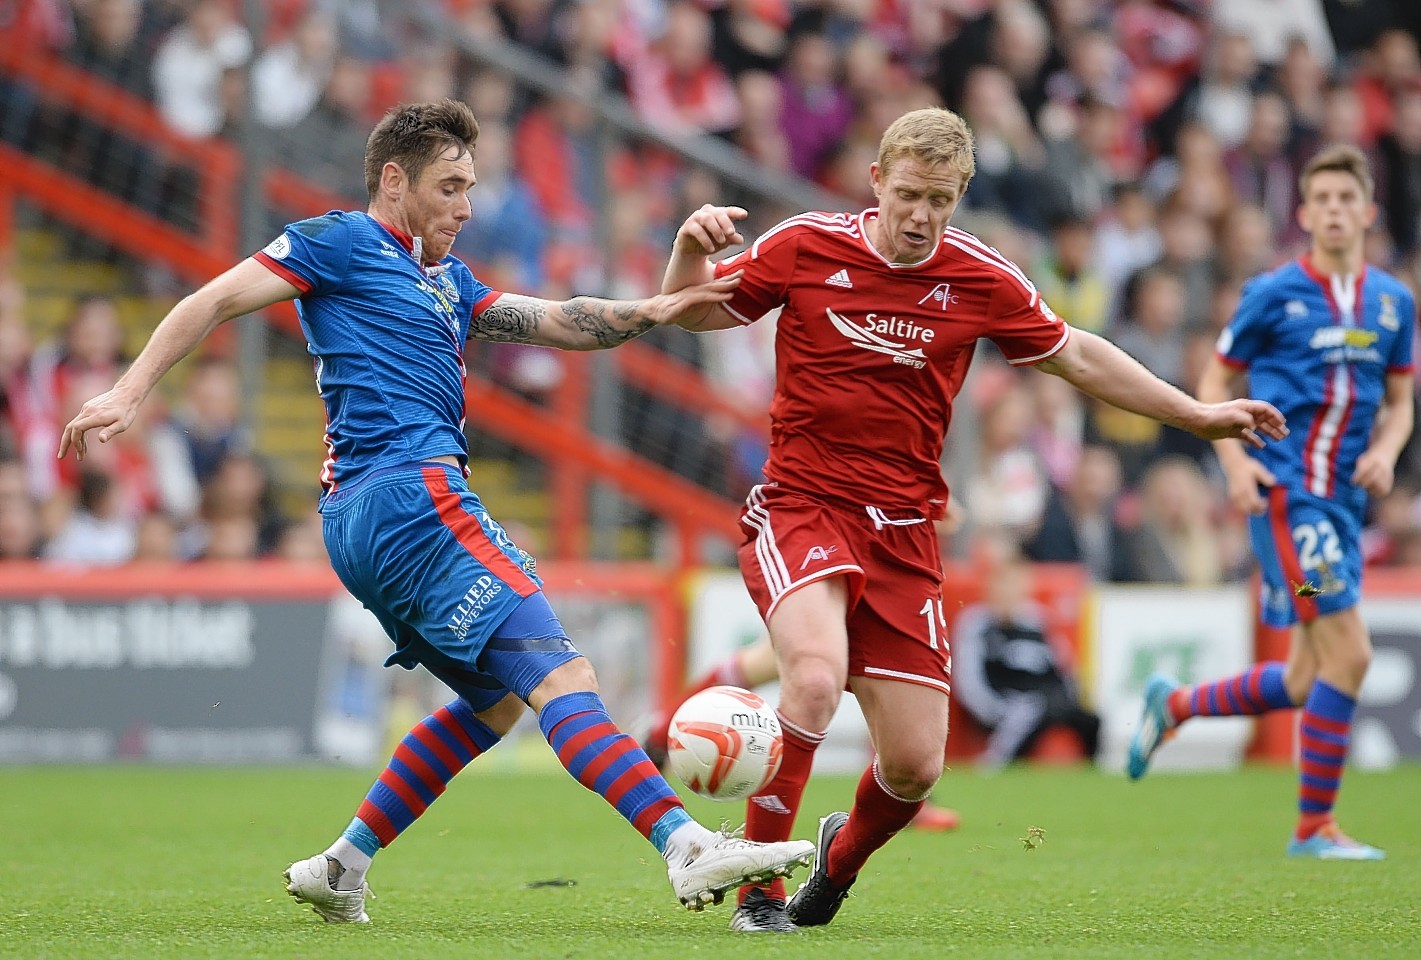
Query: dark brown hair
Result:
<box><xmin>363</xmin><ymin>99</ymin><xmax>479</xmax><ymax>200</ymax></box>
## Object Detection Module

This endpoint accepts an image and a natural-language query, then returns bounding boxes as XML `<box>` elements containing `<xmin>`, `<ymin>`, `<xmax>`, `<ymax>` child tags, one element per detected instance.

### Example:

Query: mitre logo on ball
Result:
<box><xmin>666</xmin><ymin>686</ymin><xmax>784</xmax><ymax>801</ymax></box>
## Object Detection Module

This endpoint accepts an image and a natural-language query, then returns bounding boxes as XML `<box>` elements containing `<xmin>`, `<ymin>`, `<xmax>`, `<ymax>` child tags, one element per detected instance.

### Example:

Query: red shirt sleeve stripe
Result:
<box><xmin>471</xmin><ymin>290</ymin><xmax>503</xmax><ymax>315</ymax></box>
<box><xmin>253</xmin><ymin>251</ymin><xmax>312</xmax><ymax>294</ymax></box>
<box><xmin>1005</xmin><ymin>324</ymin><xmax>1071</xmax><ymax>366</ymax></box>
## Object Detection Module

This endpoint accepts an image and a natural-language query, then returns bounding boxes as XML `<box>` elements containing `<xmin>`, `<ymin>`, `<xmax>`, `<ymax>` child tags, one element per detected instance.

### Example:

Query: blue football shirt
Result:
<box><xmin>254</xmin><ymin>211</ymin><xmax>501</xmax><ymax>497</ymax></box>
<box><xmin>1217</xmin><ymin>255</ymin><xmax>1415</xmax><ymax>508</ymax></box>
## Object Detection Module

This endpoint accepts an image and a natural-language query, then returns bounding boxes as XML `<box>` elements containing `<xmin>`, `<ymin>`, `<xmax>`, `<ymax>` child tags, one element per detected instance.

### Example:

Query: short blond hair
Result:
<box><xmin>1299</xmin><ymin>143</ymin><xmax>1374</xmax><ymax>201</ymax></box>
<box><xmin>877</xmin><ymin>107</ymin><xmax>976</xmax><ymax>185</ymax></box>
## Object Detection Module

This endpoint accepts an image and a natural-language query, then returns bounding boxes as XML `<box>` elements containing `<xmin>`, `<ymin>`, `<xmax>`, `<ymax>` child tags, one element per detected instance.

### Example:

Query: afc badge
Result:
<box><xmin>917</xmin><ymin>283</ymin><xmax>959</xmax><ymax>310</ymax></box>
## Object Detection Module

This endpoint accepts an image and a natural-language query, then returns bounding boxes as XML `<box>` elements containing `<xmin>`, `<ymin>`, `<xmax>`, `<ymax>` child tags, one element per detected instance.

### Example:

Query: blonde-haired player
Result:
<box><xmin>664</xmin><ymin>106</ymin><xmax>1287</xmax><ymax>931</ymax></box>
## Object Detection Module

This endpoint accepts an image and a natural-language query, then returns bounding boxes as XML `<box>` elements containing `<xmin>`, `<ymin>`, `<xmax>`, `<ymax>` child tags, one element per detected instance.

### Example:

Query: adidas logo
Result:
<box><xmin>752</xmin><ymin>795</ymin><xmax>793</xmax><ymax>815</ymax></box>
<box><xmin>825</xmin><ymin>269</ymin><xmax>853</xmax><ymax>288</ymax></box>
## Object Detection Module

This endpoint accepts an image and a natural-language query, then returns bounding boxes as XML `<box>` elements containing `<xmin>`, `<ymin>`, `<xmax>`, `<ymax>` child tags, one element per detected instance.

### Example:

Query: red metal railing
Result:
<box><xmin>0</xmin><ymin>42</ymin><xmax>240</xmax><ymax>263</ymax></box>
<box><xmin>465</xmin><ymin>373</ymin><xmax>739</xmax><ymax>567</ymax></box>
<box><xmin>263</xmin><ymin>166</ymin><xmax>354</xmax><ymax>221</ymax></box>
<box><xmin>0</xmin><ymin>145</ymin><xmax>228</xmax><ymax>283</ymax></box>
<box><xmin>0</xmin><ymin>46</ymin><xmax>750</xmax><ymax>567</ymax></box>
<box><xmin>614</xmin><ymin>340</ymin><xmax>767</xmax><ymax>443</ymax></box>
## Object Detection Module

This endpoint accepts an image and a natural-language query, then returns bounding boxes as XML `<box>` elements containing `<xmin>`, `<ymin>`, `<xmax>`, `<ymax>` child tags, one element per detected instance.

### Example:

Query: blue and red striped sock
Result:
<box><xmin>343</xmin><ymin>698</ymin><xmax>501</xmax><ymax>855</ymax></box>
<box><xmin>538</xmin><ymin>691</ymin><xmax>689</xmax><ymax>852</ymax></box>
<box><xmin>1296</xmin><ymin>680</ymin><xmax>1355</xmax><ymax>840</ymax></box>
<box><xmin>1167</xmin><ymin>662</ymin><xmax>1293</xmax><ymax>723</ymax></box>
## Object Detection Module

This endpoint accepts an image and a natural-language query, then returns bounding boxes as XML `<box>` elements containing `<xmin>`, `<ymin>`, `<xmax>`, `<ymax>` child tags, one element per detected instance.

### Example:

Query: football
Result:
<box><xmin>666</xmin><ymin>685</ymin><xmax>784</xmax><ymax>801</ymax></box>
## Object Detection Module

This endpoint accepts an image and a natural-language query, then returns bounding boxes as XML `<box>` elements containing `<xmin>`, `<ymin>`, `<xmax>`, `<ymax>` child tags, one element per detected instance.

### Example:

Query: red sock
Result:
<box><xmin>825</xmin><ymin>759</ymin><xmax>924</xmax><ymax>886</ymax></box>
<box><xmin>739</xmin><ymin>711</ymin><xmax>822</xmax><ymax>903</ymax></box>
<box><xmin>1165</xmin><ymin>687</ymin><xmax>1190</xmax><ymax>724</ymax></box>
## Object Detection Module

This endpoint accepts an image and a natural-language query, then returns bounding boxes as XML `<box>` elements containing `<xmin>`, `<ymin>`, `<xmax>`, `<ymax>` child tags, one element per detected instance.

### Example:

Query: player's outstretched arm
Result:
<box><xmin>1035</xmin><ymin>328</ymin><xmax>1288</xmax><ymax>448</ymax></box>
<box><xmin>468</xmin><ymin>271</ymin><xmax>743</xmax><ymax>351</ymax></box>
<box><xmin>58</xmin><ymin>259</ymin><xmax>302</xmax><ymax>461</ymax></box>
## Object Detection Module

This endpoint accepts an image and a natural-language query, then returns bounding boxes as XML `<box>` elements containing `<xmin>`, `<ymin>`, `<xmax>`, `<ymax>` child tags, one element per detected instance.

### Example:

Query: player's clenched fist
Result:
<box><xmin>675</xmin><ymin>204</ymin><xmax>748</xmax><ymax>256</ymax></box>
<box><xmin>1351</xmin><ymin>447</ymin><xmax>1396</xmax><ymax>497</ymax></box>
<box><xmin>1222</xmin><ymin>457</ymin><xmax>1277</xmax><ymax>515</ymax></box>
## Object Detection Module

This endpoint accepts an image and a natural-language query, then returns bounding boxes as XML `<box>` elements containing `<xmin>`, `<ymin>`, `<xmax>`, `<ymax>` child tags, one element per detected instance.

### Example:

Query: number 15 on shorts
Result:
<box><xmin>919</xmin><ymin>597</ymin><xmax>946</xmax><ymax>649</ymax></box>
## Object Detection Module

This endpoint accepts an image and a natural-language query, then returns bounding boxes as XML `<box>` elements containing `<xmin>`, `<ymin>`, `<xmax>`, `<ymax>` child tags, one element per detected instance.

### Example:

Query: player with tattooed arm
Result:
<box><xmin>58</xmin><ymin>99</ymin><xmax>813</xmax><ymax>923</ymax></box>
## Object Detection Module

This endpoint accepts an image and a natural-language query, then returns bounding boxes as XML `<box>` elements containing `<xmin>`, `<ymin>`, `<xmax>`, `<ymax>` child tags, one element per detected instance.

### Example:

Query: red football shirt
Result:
<box><xmin>713</xmin><ymin>210</ymin><xmax>1070</xmax><ymax>516</ymax></box>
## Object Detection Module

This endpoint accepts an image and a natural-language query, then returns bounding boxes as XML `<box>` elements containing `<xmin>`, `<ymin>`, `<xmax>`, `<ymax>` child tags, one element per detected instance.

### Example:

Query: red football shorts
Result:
<box><xmin>737</xmin><ymin>484</ymin><xmax>951</xmax><ymax>696</ymax></box>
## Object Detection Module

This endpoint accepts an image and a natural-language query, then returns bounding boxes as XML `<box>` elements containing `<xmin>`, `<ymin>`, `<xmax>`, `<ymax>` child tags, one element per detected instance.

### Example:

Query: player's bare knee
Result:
<box><xmin>1283</xmin><ymin>660</ymin><xmax>1316</xmax><ymax>704</ymax></box>
<box><xmin>1327</xmin><ymin>646</ymin><xmax>1372</xmax><ymax>691</ymax></box>
<box><xmin>527</xmin><ymin>658</ymin><xmax>600</xmax><ymax>711</ymax></box>
<box><xmin>875</xmin><ymin>755</ymin><xmax>942</xmax><ymax>800</ymax></box>
<box><xmin>476</xmin><ymin>693</ymin><xmax>527</xmax><ymax>736</ymax></box>
<box><xmin>779</xmin><ymin>661</ymin><xmax>844</xmax><ymax>727</ymax></box>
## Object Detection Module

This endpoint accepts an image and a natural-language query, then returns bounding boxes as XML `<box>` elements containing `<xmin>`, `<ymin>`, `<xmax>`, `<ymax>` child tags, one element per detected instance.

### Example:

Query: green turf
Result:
<box><xmin>1</xmin><ymin>763</ymin><xmax>1416</xmax><ymax>959</ymax></box>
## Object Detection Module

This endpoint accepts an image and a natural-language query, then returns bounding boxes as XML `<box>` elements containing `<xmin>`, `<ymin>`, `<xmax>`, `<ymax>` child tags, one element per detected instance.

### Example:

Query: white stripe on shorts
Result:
<box><xmin>763</xmin><ymin>565</ymin><xmax>863</xmax><ymax>623</ymax></box>
<box><xmin>743</xmin><ymin>485</ymin><xmax>791</xmax><ymax>595</ymax></box>
<box><xmin>862</xmin><ymin>665</ymin><xmax>951</xmax><ymax>695</ymax></box>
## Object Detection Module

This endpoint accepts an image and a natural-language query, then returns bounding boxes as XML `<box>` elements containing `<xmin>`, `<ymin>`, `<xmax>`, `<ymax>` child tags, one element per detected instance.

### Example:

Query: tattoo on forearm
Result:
<box><xmin>562</xmin><ymin>297</ymin><xmax>656</xmax><ymax>347</ymax></box>
<box><xmin>468</xmin><ymin>299</ymin><xmax>540</xmax><ymax>342</ymax></box>
<box><xmin>468</xmin><ymin>294</ymin><xmax>657</xmax><ymax>348</ymax></box>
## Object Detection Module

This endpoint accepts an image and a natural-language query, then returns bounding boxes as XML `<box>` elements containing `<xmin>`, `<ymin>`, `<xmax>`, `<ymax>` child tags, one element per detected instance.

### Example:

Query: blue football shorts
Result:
<box><xmin>322</xmin><ymin>461</ymin><xmax>582</xmax><ymax>710</ymax></box>
<box><xmin>1249</xmin><ymin>485</ymin><xmax>1364</xmax><ymax>628</ymax></box>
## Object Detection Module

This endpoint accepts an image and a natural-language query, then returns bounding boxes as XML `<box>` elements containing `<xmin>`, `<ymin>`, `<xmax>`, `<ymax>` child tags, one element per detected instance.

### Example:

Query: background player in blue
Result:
<box><xmin>1128</xmin><ymin>145</ymin><xmax>1415</xmax><ymax>860</ymax></box>
<box><xmin>56</xmin><ymin>99</ymin><xmax>814</xmax><ymax>921</ymax></box>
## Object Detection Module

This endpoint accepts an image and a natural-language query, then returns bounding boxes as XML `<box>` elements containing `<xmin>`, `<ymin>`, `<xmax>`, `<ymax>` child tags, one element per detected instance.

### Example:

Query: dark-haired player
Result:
<box><xmin>58</xmin><ymin>99</ymin><xmax>813</xmax><ymax>922</ymax></box>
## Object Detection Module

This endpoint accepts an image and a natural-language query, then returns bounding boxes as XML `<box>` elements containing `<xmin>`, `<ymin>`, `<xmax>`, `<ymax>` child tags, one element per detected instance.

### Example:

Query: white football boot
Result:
<box><xmin>667</xmin><ymin>832</ymin><xmax>814</xmax><ymax>910</ymax></box>
<box><xmin>283</xmin><ymin>854</ymin><xmax>373</xmax><ymax>923</ymax></box>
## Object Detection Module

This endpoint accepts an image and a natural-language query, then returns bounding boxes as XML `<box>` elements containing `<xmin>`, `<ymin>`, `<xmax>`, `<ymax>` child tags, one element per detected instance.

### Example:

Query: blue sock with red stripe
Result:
<box><xmin>538</xmin><ymin>691</ymin><xmax>689</xmax><ymax>853</ymax></box>
<box><xmin>1296</xmin><ymin>679</ymin><xmax>1355</xmax><ymax>840</ymax></box>
<box><xmin>1166</xmin><ymin>662</ymin><xmax>1294</xmax><ymax>723</ymax></box>
<box><xmin>327</xmin><ymin>698</ymin><xmax>501</xmax><ymax>887</ymax></box>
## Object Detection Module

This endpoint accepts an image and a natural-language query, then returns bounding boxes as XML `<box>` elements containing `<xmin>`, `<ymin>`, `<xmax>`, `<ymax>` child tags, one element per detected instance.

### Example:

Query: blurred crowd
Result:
<box><xmin>0</xmin><ymin>275</ymin><xmax>326</xmax><ymax>562</ymax></box>
<box><xmin>3</xmin><ymin>0</ymin><xmax>1421</xmax><ymax>576</ymax></box>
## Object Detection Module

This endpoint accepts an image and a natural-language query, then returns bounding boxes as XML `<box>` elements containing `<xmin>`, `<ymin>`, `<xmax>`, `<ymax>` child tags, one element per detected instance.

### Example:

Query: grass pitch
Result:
<box><xmin>2</xmin><ymin>763</ymin><xmax>1417</xmax><ymax>959</ymax></box>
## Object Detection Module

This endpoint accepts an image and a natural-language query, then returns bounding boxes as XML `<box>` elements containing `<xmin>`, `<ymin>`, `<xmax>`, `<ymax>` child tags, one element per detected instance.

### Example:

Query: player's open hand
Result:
<box><xmin>1189</xmin><ymin>398</ymin><xmax>1288</xmax><ymax>449</ymax></box>
<box><xmin>649</xmin><ymin>270</ymin><xmax>743</xmax><ymax>327</ymax></box>
<box><xmin>674</xmin><ymin>204</ymin><xmax>748</xmax><ymax>257</ymax></box>
<box><xmin>56</xmin><ymin>389</ymin><xmax>139</xmax><ymax>462</ymax></box>
<box><xmin>1352</xmin><ymin>447</ymin><xmax>1396</xmax><ymax>497</ymax></box>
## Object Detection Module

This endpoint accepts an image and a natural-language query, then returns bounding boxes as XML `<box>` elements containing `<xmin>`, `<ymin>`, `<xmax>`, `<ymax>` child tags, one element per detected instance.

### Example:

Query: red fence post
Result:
<box><xmin>0</xmin><ymin>183</ymin><xmax>13</xmax><ymax>261</ymax></box>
